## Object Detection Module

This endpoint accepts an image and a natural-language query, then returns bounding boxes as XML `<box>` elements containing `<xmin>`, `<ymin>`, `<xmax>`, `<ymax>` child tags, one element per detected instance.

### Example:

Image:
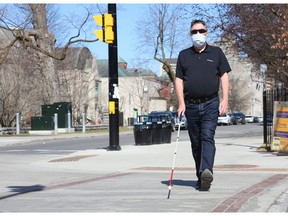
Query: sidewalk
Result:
<box><xmin>0</xmin><ymin>132</ymin><xmax>288</xmax><ymax>212</ymax></box>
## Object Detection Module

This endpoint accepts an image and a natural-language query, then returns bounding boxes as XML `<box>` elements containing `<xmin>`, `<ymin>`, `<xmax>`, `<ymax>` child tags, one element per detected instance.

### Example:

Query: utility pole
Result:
<box><xmin>93</xmin><ymin>3</ymin><xmax>121</xmax><ymax>151</ymax></box>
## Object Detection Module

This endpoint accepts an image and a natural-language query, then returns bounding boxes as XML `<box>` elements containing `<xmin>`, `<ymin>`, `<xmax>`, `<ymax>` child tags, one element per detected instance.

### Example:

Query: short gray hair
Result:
<box><xmin>190</xmin><ymin>19</ymin><xmax>207</xmax><ymax>29</ymax></box>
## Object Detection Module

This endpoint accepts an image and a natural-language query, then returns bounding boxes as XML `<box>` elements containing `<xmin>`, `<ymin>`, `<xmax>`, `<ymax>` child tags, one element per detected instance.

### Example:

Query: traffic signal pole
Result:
<box><xmin>107</xmin><ymin>4</ymin><xmax>121</xmax><ymax>151</ymax></box>
<box><xmin>93</xmin><ymin>4</ymin><xmax>120</xmax><ymax>151</ymax></box>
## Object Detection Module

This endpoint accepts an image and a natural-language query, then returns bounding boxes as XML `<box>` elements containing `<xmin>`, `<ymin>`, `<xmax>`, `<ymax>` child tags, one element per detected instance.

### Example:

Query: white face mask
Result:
<box><xmin>191</xmin><ymin>33</ymin><xmax>206</xmax><ymax>47</ymax></box>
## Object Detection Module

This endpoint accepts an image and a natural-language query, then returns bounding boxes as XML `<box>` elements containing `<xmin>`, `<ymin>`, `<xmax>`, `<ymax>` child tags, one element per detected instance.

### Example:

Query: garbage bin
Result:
<box><xmin>133</xmin><ymin>121</ymin><xmax>153</xmax><ymax>145</ymax></box>
<box><xmin>151</xmin><ymin>119</ymin><xmax>163</xmax><ymax>144</ymax></box>
<box><xmin>162</xmin><ymin>120</ymin><xmax>172</xmax><ymax>143</ymax></box>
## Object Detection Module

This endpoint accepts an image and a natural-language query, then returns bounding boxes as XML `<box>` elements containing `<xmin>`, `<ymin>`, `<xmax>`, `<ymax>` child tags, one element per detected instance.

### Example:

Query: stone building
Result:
<box><xmin>215</xmin><ymin>40</ymin><xmax>263</xmax><ymax>116</ymax></box>
<box><xmin>96</xmin><ymin>58</ymin><xmax>166</xmax><ymax>126</ymax></box>
<box><xmin>56</xmin><ymin>47</ymin><xmax>100</xmax><ymax>124</ymax></box>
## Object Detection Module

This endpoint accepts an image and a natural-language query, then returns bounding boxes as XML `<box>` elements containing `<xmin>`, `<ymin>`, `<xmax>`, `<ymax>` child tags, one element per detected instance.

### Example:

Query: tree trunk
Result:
<box><xmin>29</xmin><ymin>4</ymin><xmax>60</xmax><ymax>103</ymax></box>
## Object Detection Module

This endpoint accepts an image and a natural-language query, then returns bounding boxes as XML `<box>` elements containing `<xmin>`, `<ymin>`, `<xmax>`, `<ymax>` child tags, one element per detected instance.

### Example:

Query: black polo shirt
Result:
<box><xmin>176</xmin><ymin>44</ymin><xmax>231</xmax><ymax>100</ymax></box>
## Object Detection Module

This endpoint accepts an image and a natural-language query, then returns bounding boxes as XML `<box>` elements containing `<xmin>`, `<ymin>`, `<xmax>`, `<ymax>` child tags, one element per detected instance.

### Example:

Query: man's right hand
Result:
<box><xmin>177</xmin><ymin>103</ymin><xmax>186</xmax><ymax>119</ymax></box>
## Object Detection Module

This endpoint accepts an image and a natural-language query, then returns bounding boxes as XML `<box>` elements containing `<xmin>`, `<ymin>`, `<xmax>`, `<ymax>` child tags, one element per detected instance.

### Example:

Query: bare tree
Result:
<box><xmin>0</xmin><ymin>4</ymin><xmax>98</xmax><ymax>103</ymax></box>
<box><xmin>0</xmin><ymin>45</ymin><xmax>41</xmax><ymax>127</ymax></box>
<box><xmin>0</xmin><ymin>4</ymin><xmax>103</xmax><ymax>127</ymax></box>
<box><xmin>136</xmin><ymin>4</ymin><xmax>189</xmax><ymax>84</ymax></box>
<box><xmin>126</xmin><ymin>76</ymin><xmax>148</xmax><ymax>114</ymax></box>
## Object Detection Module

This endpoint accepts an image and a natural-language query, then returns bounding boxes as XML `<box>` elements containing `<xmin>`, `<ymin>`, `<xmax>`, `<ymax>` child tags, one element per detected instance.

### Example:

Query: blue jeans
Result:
<box><xmin>185</xmin><ymin>97</ymin><xmax>219</xmax><ymax>180</ymax></box>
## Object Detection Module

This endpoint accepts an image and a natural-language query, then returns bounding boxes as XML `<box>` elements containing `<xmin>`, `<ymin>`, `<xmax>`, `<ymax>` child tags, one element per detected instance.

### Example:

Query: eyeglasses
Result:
<box><xmin>190</xmin><ymin>29</ymin><xmax>207</xmax><ymax>35</ymax></box>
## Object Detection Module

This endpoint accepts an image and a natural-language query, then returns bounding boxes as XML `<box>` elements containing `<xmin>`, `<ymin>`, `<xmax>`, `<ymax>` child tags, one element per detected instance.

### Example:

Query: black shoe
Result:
<box><xmin>195</xmin><ymin>180</ymin><xmax>201</xmax><ymax>190</ymax></box>
<box><xmin>200</xmin><ymin>169</ymin><xmax>213</xmax><ymax>191</ymax></box>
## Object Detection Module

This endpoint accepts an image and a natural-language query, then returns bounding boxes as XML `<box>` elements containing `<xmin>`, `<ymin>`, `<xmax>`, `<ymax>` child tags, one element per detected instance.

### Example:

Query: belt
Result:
<box><xmin>186</xmin><ymin>93</ymin><xmax>218</xmax><ymax>104</ymax></box>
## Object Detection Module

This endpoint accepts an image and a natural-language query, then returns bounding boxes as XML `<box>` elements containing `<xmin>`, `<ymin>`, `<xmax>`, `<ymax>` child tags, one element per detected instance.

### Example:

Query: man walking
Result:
<box><xmin>175</xmin><ymin>19</ymin><xmax>231</xmax><ymax>191</ymax></box>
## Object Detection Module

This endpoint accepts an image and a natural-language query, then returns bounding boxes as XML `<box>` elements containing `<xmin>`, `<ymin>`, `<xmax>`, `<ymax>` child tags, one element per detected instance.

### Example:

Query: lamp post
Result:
<box><xmin>260</xmin><ymin>64</ymin><xmax>267</xmax><ymax>90</ymax></box>
<box><xmin>143</xmin><ymin>85</ymin><xmax>148</xmax><ymax>114</ymax></box>
<box><xmin>260</xmin><ymin>64</ymin><xmax>268</xmax><ymax>148</ymax></box>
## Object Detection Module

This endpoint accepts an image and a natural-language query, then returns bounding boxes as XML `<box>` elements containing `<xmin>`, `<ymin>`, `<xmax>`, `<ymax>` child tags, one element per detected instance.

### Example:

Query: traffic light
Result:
<box><xmin>93</xmin><ymin>13</ymin><xmax>114</xmax><ymax>44</ymax></box>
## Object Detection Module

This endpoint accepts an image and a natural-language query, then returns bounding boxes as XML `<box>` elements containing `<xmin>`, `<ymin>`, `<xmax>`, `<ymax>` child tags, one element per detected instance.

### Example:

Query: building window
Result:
<box><xmin>95</xmin><ymin>80</ymin><xmax>101</xmax><ymax>96</ymax></box>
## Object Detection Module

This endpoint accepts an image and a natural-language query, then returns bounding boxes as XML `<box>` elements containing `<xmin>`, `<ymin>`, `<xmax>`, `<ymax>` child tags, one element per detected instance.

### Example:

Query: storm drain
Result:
<box><xmin>49</xmin><ymin>155</ymin><xmax>97</xmax><ymax>162</ymax></box>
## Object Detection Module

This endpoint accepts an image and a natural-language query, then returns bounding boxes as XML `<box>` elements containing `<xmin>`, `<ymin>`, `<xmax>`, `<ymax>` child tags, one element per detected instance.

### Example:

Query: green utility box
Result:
<box><xmin>40</xmin><ymin>102</ymin><xmax>72</xmax><ymax>128</ymax></box>
<box><xmin>31</xmin><ymin>116</ymin><xmax>54</xmax><ymax>130</ymax></box>
<box><xmin>53</xmin><ymin>102</ymin><xmax>72</xmax><ymax>128</ymax></box>
<box><xmin>31</xmin><ymin>102</ymin><xmax>72</xmax><ymax>131</ymax></box>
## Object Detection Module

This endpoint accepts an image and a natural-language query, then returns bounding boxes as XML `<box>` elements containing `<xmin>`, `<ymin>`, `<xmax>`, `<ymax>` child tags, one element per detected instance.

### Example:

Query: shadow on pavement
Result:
<box><xmin>161</xmin><ymin>179</ymin><xmax>198</xmax><ymax>189</ymax></box>
<box><xmin>0</xmin><ymin>184</ymin><xmax>45</xmax><ymax>200</ymax></box>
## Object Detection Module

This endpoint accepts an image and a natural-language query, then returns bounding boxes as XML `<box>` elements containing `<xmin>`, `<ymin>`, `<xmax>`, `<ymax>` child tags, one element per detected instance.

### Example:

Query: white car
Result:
<box><xmin>218</xmin><ymin>114</ymin><xmax>231</xmax><ymax>125</ymax></box>
<box><xmin>257</xmin><ymin>116</ymin><xmax>263</xmax><ymax>123</ymax></box>
<box><xmin>245</xmin><ymin>115</ymin><xmax>254</xmax><ymax>123</ymax></box>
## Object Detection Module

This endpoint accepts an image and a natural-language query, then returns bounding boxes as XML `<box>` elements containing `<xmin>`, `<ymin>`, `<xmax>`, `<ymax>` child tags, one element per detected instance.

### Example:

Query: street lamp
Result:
<box><xmin>143</xmin><ymin>85</ymin><xmax>148</xmax><ymax>114</ymax></box>
<box><xmin>260</xmin><ymin>63</ymin><xmax>268</xmax><ymax>147</ymax></box>
<box><xmin>260</xmin><ymin>64</ymin><xmax>267</xmax><ymax>90</ymax></box>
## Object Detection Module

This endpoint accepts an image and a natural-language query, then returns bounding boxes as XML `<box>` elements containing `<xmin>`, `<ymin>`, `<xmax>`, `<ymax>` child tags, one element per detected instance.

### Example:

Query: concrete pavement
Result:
<box><xmin>0</xmin><ymin>130</ymin><xmax>288</xmax><ymax>212</ymax></box>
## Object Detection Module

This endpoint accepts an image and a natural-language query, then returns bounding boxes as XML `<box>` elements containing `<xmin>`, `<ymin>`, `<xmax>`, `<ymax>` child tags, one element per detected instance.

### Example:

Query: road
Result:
<box><xmin>0</xmin><ymin>123</ymin><xmax>263</xmax><ymax>155</ymax></box>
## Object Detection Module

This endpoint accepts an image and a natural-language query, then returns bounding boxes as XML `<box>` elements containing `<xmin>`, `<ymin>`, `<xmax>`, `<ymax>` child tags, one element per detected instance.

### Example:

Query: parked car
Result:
<box><xmin>148</xmin><ymin>111</ymin><xmax>176</xmax><ymax>131</ymax></box>
<box><xmin>245</xmin><ymin>115</ymin><xmax>255</xmax><ymax>123</ymax></box>
<box><xmin>218</xmin><ymin>113</ymin><xmax>232</xmax><ymax>125</ymax></box>
<box><xmin>172</xmin><ymin>112</ymin><xmax>188</xmax><ymax>130</ymax></box>
<box><xmin>253</xmin><ymin>116</ymin><xmax>259</xmax><ymax>123</ymax></box>
<box><xmin>257</xmin><ymin>116</ymin><xmax>263</xmax><ymax>123</ymax></box>
<box><xmin>231</xmin><ymin>112</ymin><xmax>246</xmax><ymax>125</ymax></box>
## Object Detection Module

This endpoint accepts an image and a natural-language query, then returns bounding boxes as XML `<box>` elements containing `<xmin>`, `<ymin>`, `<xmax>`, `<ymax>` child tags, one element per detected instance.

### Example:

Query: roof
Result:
<box><xmin>126</xmin><ymin>68</ymin><xmax>156</xmax><ymax>77</ymax></box>
<box><xmin>118</xmin><ymin>57</ymin><xmax>127</xmax><ymax>64</ymax></box>
<box><xmin>56</xmin><ymin>47</ymin><xmax>93</xmax><ymax>70</ymax></box>
<box><xmin>97</xmin><ymin>59</ymin><xmax>130</xmax><ymax>77</ymax></box>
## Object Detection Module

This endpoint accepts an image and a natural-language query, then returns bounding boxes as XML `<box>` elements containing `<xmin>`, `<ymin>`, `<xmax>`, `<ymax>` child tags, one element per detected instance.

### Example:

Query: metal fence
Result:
<box><xmin>263</xmin><ymin>87</ymin><xmax>288</xmax><ymax>150</ymax></box>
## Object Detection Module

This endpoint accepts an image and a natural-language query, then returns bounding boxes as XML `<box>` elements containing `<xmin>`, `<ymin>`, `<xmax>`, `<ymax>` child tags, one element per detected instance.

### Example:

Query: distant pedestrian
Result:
<box><xmin>175</xmin><ymin>19</ymin><xmax>231</xmax><ymax>190</ymax></box>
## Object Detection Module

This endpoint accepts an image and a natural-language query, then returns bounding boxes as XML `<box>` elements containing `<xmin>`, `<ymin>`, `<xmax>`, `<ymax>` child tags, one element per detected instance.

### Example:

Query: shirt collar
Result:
<box><xmin>190</xmin><ymin>43</ymin><xmax>210</xmax><ymax>54</ymax></box>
